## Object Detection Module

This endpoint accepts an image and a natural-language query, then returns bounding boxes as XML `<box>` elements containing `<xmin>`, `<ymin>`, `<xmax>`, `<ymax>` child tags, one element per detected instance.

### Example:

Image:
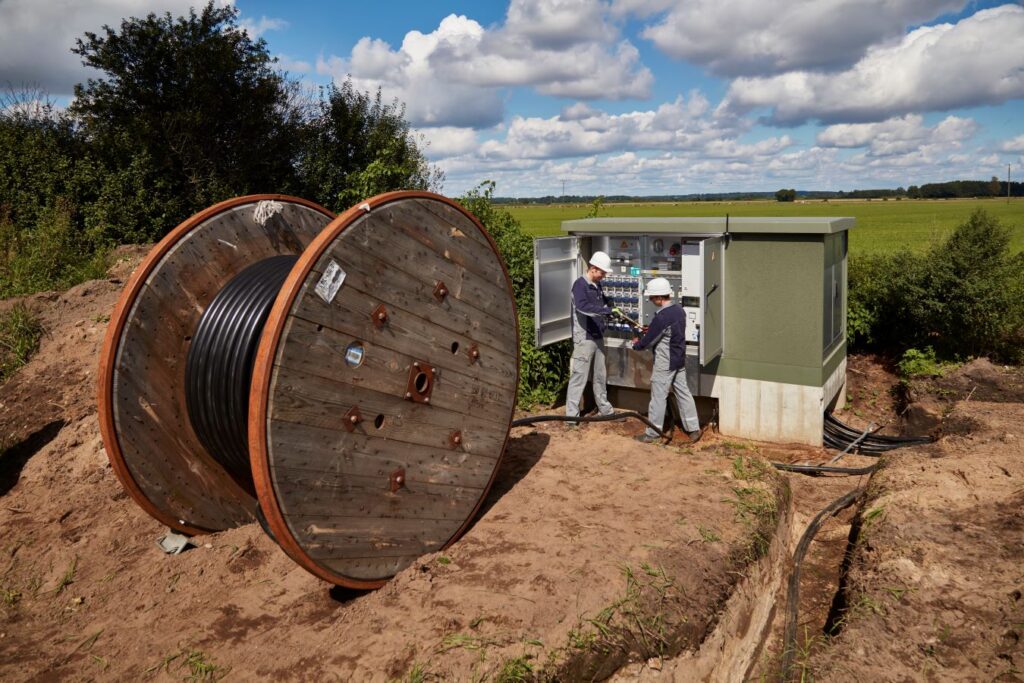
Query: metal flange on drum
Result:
<box><xmin>98</xmin><ymin>191</ymin><xmax>520</xmax><ymax>588</ymax></box>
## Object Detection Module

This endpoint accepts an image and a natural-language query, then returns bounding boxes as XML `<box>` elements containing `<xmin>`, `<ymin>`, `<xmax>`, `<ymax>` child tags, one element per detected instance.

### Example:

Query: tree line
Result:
<box><xmin>0</xmin><ymin>2</ymin><xmax>440</xmax><ymax>296</ymax></box>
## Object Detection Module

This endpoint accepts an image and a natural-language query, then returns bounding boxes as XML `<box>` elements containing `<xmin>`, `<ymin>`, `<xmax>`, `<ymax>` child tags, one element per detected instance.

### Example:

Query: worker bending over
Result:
<box><xmin>566</xmin><ymin>251</ymin><xmax>623</xmax><ymax>420</ymax></box>
<box><xmin>631</xmin><ymin>277</ymin><xmax>701</xmax><ymax>444</ymax></box>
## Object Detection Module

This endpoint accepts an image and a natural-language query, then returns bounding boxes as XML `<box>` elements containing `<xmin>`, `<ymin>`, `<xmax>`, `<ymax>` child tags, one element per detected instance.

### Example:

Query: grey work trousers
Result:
<box><xmin>565</xmin><ymin>340</ymin><xmax>614</xmax><ymax>418</ymax></box>
<box><xmin>645</xmin><ymin>367</ymin><xmax>700</xmax><ymax>437</ymax></box>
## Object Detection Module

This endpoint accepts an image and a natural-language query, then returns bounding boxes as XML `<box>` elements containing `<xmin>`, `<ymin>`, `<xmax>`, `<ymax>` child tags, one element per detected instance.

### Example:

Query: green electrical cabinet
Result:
<box><xmin>534</xmin><ymin>216</ymin><xmax>854</xmax><ymax>445</ymax></box>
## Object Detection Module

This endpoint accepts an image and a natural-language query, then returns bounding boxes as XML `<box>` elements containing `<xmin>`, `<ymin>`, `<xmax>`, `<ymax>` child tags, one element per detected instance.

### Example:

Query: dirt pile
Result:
<box><xmin>809</xmin><ymin>400</ymin><xmax>1024</xmax><ymax>681</ymax></box>
<box><xmin>0</xmin><ymin>262</ymin><xmax>781</xmax><ymax>681</ymax></box>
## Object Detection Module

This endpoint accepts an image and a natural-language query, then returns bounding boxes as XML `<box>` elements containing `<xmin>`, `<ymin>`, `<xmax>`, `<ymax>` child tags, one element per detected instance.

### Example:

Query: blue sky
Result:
<box><xmin>2</xmin><ymin>0</ymin><xmax>1022</xmax><ymax>196</ymax></box>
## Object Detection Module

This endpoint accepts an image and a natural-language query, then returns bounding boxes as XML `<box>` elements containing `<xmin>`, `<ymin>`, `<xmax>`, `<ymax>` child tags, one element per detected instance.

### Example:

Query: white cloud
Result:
<box><xmin>275</xmin><ymin>55</ymin><xmax>312</xmax><ymax>74</ymax></box>
<box><xmin>467</xmin><ymin>92</ymin><xmax>751</xmax><ymax>161</ymax></box>
<box><xmin>415</xmin><ymin>126</ymin><xmax>481</xmax><ymax>159</ymax></box>
<box><xmin>724</xmin><ymin>5</ymin><xmax>1024</xmax><ymax>124</ymax></box>
<box><xmin>0</xmin><ymin>0</ymin><xmax>221</xmax><ymax>96</ymax></box>
<box><xmin>504</xmin><ymin>0</ymin><xmax>615</xmax><ymax>48</ymax></box>
<box><xmin>817</xmin><ymin>115</ymin><xmax>978</xmax><ymax>156</ymax></box>
<box><xmin>1000</xmin><ymin>135</ymin><xmax>1024</xmax><ymax>154</ymax></box>
<box><xmin>317</xmin><ymin>8</ymin><xmax>653</xmax><ymax>128</ymax></box>
<box><xmin>239</xmin><ymin>15</ymin><xmax>286</xmax><ymax>38</ymax></box>
<box><xmin>632</xmin><ymin>0</ymin><xmax>965</xmax><ymax>76</ymax></box>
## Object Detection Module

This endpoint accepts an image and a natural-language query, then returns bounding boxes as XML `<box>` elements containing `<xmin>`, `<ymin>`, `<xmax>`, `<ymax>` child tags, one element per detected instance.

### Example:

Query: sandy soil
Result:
<box><xmin>3</xmin><ymin>251</ymin><xmax>1023</xmax><ymax>682</ymax></box>
<box><xmin>0</xmin><ymin>262</ymin><xmax>780</xmax><ymax>682</ymax></box>
<box><xmin>807</xmin><ymin>397</ymin><xmax>1024</xmax><ymax>682</ymax></box>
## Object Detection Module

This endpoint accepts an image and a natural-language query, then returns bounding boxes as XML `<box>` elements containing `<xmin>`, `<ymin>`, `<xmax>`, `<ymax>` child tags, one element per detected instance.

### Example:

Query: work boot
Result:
<box><xmin>634</xmin><ymin>433</ymin><xmax>660</xmax><ymax>444</ymax></box>
<box><xmin>686</xmin><ymin>429</ymin><xmax>703</xmax><ymax>444</ymax></box>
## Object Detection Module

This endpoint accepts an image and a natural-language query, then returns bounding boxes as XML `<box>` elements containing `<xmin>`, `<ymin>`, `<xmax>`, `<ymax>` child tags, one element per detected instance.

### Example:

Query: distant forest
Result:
<box><xmin>496</xmin><ymin>179</ymin><xmax>1024</xmax><ymax>204</ymax></box>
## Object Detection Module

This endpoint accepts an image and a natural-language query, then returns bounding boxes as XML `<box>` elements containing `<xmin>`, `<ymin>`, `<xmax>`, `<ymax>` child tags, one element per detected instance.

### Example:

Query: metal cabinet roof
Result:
<box><xmin>562</xmin><ymin>216</ymin><xmax>855</xmax><ymax>235</ymax></box>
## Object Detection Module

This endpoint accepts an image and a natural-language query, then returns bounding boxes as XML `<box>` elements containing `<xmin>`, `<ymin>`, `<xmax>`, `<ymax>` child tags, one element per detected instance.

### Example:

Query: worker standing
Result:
<box><xmin>566</xmin><ymin>251</ymin><xmax>622</xmax><ymax>420</ymax></box>
<box><xmin>631</xmin><ymin>277</ymin><xmax>701</xmax><ymax>444</ymax></box>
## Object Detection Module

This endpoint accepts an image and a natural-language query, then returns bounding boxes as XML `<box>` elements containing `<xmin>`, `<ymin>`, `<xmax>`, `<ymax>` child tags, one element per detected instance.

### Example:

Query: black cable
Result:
<box><xmin>772</xmin><ymin>462</ymin><xmax>879</xmax><ymax>476</ymax></box>
<box><xmin>780</xmin><ymin>487</ymin><xmax>864</xmax><ymax>682</ymax></box>
<box><xmin>185</xmin><ymin>255</ymin><xmax>297</xmax><ymax>490</ymax></box>
<box><xmin>510</xmin><ymin>411</ymin><xmax>670</xmax><ymax>438</ymax></box>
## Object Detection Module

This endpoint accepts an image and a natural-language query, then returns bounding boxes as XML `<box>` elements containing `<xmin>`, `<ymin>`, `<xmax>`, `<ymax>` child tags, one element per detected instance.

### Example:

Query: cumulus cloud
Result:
<box><xmin>415</xmin><ymin>126</ymin><xmax>481</xmax><ymax>159</ymax></box>
<box><xmin>239</xmin><ymin>16</ymin><xmax>287</xmax><ymax>38</ymax></box>
<box><xmin>632</xmin><ymin>0</ymin><xmax>964</xmax><ymax>76</ymax></box>
<box><xmin>470</xmin><ymin>92</ymin><xmax>752</xmax><ymax>161</ymax></box>
<box><xmin>317</xmin><ymin>6</ymin><xmax>653</xmax><ymax>128</ymax></box>
<box><xmin>1000</xmin><ymin>135</ymin><xmax>1024</xmax><ymax>154</ymax></box>
<box><xmin>724</xmin><ymin>5</ymin><xmax>1024</xmax><ymax>125</ymax></box>
<box><xmin>0</xmin><ymin>0</ymin><xmax>217</xmax><ymax>96</ymax></box>
<box><xmin>817</xmin><ymin>115</ymin><xmax>978</xmax><ymax>156</ymax></box>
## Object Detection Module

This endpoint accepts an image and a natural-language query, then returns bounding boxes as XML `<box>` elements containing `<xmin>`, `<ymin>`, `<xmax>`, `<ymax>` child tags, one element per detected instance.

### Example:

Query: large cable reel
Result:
<box><xmin>98</xmin><ymin>192</ymin><xmax>520</xmax><ymax>588</ymax></box>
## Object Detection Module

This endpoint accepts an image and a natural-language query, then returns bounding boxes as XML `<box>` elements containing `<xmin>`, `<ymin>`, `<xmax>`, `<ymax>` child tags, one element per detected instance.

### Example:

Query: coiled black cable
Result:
<box><xmin>185</xmin><ymin>255</ymin><xmax>297</xmax><ymax>489</ymax></box>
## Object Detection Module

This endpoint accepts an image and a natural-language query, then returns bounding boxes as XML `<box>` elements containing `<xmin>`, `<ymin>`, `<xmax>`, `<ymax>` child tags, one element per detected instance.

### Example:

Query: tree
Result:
<box><xmin>296</xmin><ymin>79</ymin><xmax>442</xmax><ymax>212</ymax></box>
<box><xmin>989</xmin><ymin>176</ymin><xmax>1001</xmax><ymax>197</ymax></box>
<box><xmin>774</xmin><ymin>188</ymin><xmax>796</xmax><ymax>202</ymax></box>
<box><xmin>70</xmin><ymin>2</ymin><xmax>299</xmax><ymax>242</ymax></box>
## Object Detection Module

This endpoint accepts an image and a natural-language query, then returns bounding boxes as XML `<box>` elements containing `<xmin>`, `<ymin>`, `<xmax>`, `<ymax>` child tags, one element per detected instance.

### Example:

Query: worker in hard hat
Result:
<box><xmin>566</xmin><ymin>250</ymin><xmax>622</xmax><ymax>420</ymax></box>
<box><xmin>631</xmin><ymin>277</ymin><xmax>701</xmax><ymax>444</ymax></box>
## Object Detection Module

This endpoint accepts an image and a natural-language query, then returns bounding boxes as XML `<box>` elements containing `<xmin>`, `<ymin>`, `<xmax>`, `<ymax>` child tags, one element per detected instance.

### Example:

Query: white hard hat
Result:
<box><xmin>644</xmin><ymin>277</ymin><xmax>672</xmax><ymax>297</ymax></box>
<box><xmin>588</xmin><ymin>251</ymin><xmax>612</xmax><ymax>273</ymax></box>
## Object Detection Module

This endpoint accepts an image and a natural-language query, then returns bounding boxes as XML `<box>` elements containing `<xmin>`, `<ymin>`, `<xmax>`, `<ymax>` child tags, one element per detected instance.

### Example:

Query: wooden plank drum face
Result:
<box><xmin>251</xmin><ymin>192</ymin><xmax>519</xmax><ymax>588</ymax></box>
<box><xmin>98</xmin><ymin>196</ymin><xmax>334</xmax><ymax>534</ymax></box>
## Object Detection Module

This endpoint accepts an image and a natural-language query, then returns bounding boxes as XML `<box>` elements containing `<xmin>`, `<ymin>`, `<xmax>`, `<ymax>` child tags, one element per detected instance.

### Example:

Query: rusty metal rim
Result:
<box><xmin>96</xmin><ymin>194</ymin><xmax>335</xmax><ymax>536</ymax></box>
<box><xmin>248</xmin><ymin>190</ymin><xmax>520</xmax><ymax>589</ymax></box>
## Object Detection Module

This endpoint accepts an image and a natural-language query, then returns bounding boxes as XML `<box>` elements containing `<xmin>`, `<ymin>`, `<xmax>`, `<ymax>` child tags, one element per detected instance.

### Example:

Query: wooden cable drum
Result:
<box><xmin>98</xmin><ymin>195</ymin><xmax>334</xmax><ymax>534</ymax></box>
<box><xmin>98</xmin><ymin>191</ymin><xmax>520</xmax><ymax>588</ymax></box>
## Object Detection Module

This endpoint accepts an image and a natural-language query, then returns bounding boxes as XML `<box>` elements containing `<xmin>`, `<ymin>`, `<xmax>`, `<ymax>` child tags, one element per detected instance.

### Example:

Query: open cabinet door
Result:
<box><xmin>534</xmin><ymin>236</ymin><xmax>579</xmax><ymax>347</ymax></box>
<box><xmin>699</xmin><ymin>236</ymin><xmax>724</xmax><ymax>365</ymax></box>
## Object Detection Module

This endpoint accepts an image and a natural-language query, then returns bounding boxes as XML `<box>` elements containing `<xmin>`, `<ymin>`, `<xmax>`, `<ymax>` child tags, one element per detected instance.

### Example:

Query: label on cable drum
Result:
<box><xmin>315</xmin><ymin>260</ymin><xmax>347</xmax><ymax>303</ymax></box>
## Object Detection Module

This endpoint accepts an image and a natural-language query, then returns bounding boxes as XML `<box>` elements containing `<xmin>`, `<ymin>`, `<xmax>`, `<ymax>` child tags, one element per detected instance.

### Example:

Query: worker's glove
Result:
<box><xmin>611</xmin><ymin>307</ymin><xmax>623</xmax><ymax>316</ymax></box>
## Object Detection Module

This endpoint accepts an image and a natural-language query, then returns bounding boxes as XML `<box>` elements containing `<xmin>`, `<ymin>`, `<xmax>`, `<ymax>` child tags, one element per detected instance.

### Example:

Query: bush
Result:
<box><xmin>0</xmin><ymin>304</ymin><xmax>43</xmax><ymax>383</ymax></box>
<box><xmin>459</xmin><ymin>181</ymin><xmax>571</xmax><ymax>407</ymax></box>
<box><xmin>848</xmin><ymin>209</ymin><xmax>1024</xmax><ymax>363</ymax></box>
<box><xmin>0</xmin><ymin>201</ymin><xmax>108</xmax><ymax>298</ymax></box>
<box><xmin>896</xmin><ymin>347</ymin><xmax>950</xmax><ymax>378</ymax></box>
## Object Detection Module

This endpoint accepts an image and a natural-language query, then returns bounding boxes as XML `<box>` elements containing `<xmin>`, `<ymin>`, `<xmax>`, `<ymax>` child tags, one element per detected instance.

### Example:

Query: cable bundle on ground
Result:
<box><xmin>824</xmin><ymin>412</ymin><xmax>932</xmax><ymax>454</ymax></box>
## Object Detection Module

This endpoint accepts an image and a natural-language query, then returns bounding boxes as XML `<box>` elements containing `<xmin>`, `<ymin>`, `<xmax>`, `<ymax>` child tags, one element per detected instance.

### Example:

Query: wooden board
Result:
<box><xmin>97</xmin><ymin>195</ymin><xmax>334</xmax><ymax>534</ymax></box>
<box><xmin>250</xmin><ymin>192</ymin><xmax>519</xmax><ymax>588</ymax></box>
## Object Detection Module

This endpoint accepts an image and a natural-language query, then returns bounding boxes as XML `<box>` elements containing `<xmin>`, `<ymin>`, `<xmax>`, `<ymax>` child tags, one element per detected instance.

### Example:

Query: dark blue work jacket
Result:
<box><xmin>632</xmin><ymin>303</ymin><xmax>686</xmax><ymax>371</ymax></box>
<box><xmin>570</xmin><ymin>276</ymin><xmax>612</xmax><ymax>343</ymax></box>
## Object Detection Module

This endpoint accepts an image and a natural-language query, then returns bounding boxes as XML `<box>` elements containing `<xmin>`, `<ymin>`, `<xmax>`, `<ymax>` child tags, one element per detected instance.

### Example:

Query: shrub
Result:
<box><xmin>0</xmin><ymin>201</ymin><xmax>108</xmax><ymax>298</ymax></box>
<box><xmin>896</xmin><ymin>347</ymin><xmax>948</xmax><ymax>378</ymax></box>
<box><xmin>847</xmin><ymin>209</ymin><xmax>1024</xmax><ymax>363</ymax></box>
<box><xmin>0</xmin><ymin>304</ymin><xmax>43</xmax><ymax>383</ymax></box>
<box><xmin>459</xmin><ymin>181</ymin><xmax>571</xmax><ymax>407</ymax></box>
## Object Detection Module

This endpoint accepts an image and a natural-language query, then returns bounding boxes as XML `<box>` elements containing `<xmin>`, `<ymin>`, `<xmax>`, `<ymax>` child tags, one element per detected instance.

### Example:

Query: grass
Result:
<box><xmin>725</xmin><ymin>456</ymin><xmax>779</xmax><ymax>561</ymax></box>
<box><xmin>0</xmin><ymin>303</ymin><xmax>43</xmax><ymax>383</ymax></box>
<box><xmin>495</xmin><ymin>656</ymin><xmax>534</xmax><ymax>682</ymax></box>
<box><xmin>53</xmin><ymin>556</ymin><xmax>78</xmax><ymax>594</ymax></box>
<box><xmin>506</xmin><ymin>198</ymin><xmax>1024</xmax><ymax>255</ymax></box>
<box><xmin>182</xmin><ymin>650</ymin><xmax>225</xmax><ymax>682</ymax></box>
<box><xmin>698</xmin><ymin>525</ymin><xmax>721</xmax><ymax>543</ymax></box>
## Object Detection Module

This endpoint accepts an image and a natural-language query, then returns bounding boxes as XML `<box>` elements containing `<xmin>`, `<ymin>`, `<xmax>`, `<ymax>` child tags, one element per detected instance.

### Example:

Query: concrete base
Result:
<box><xmin>704</xmin><ymin>358</ymin><xmax>847</xmax><ymax>446</ymax></box>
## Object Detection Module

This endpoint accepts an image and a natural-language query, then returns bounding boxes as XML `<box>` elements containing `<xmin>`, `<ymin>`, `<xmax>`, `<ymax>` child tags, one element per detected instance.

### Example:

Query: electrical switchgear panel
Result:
<box><xmin>533</xmin><ymin>232</ymin><xmax>724</xmax><ymax>373</ymax></box>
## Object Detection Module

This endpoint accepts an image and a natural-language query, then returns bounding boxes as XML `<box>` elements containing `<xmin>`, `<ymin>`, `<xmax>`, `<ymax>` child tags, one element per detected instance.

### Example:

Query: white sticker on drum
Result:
<box><xmin>315</xmin><ymin>260</ymin><xmax>346</xmax><ymax>303</ymax></box>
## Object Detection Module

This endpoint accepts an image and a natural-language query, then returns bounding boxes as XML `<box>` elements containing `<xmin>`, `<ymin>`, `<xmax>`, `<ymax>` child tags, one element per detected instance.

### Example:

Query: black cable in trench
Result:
<box><xmin>780</xmin><ymin>487</ymin><xmax>865</xmax><ymax>682</ymax></box>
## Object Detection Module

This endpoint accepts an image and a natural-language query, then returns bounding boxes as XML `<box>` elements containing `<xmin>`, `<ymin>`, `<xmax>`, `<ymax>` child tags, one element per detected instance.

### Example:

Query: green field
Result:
<box><xmin>507</xmin><ymin>198</ymin><xmax>1024</xmax><ymax>255</ymax></box>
